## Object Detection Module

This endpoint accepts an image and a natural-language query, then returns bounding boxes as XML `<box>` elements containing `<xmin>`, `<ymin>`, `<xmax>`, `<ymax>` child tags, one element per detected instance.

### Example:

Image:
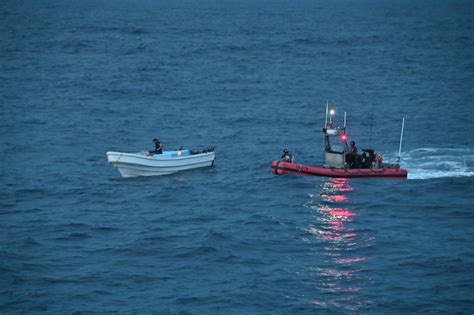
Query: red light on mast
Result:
<box><xmin>341</xmin><ymin>134</ymin><xmax>347</xmax><ymax>141</ymax></box>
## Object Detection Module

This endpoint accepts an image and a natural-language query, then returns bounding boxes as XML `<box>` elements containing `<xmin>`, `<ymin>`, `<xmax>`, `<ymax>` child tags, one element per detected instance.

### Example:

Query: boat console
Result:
<box><xmin>323</xmin><ymin>127</ymin><xmax>348</xmax><ymax>168</ymax></box>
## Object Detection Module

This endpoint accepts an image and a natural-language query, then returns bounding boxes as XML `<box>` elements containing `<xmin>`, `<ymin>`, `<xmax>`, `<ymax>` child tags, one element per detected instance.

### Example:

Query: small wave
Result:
<box><xmin>399</xmin><ymin>147</ymin><xmax>474</xmax><ymax>179</ymax></box>
<box><xmin>205</xmin><ymin>229</ymin><xmax>231</xmax><ymax>242</ymax></box>
<box><xmin>15</xmin><ymin>188</ymin><xmax>46</xmax><ymax>195</ymax></box>
<box><xmin>174</xmin><ymin>245</ymin><xmax>219</xmax><ymax>258</ymax></box>
<box><xmin>293</xmin><ymin>37</ymin><xmax>317</xmax><ymax>45</ymax></box>
<box><xmin>21</xmin><ymin>237</ymin><xmax>41</xmax><ymax>248</ymax></box>
<box><xmin>91</xmin><ymin>226</ymin><xmax>119</xmax><ymax>233</ymax></box>
<box><xmin>55</xmin><ymin>233</ymin><xmax>91</xmax><ymax>241</ymax></box>
<box><xmin>129</xmin><ymin>28</ymin><xmax>149</xmax><ymax>35</ymax></box>
<box><xmin>223</xmin><ymin>44</ymin><xmax>248</xmax><ymax>52</ymax></box>
<box><xmin>64</xmin><ymin>222</ymin><xmax>88</xmax><ymax>229</ymax></box>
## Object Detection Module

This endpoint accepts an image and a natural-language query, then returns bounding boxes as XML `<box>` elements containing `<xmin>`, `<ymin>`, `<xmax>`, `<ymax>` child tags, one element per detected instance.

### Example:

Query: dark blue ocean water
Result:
<box><xmin>1</xmin><ymin>0</ymin><xmax>474</xmax><ymax>313</ymax></box>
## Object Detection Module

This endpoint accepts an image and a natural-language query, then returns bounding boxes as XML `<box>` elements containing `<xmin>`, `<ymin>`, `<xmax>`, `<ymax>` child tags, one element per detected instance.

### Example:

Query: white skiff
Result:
<box><xmin>106</xmin><ymin>149</ymin><xmax>215</xmax><ymax>178</ymax></box>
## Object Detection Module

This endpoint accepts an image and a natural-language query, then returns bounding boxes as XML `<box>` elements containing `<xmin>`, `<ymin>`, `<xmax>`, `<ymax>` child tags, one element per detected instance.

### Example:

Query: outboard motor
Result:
<box><xmin>361</xmin><ymin>149</ymin><xmax>375</xmax><ymax>168</ymax></box>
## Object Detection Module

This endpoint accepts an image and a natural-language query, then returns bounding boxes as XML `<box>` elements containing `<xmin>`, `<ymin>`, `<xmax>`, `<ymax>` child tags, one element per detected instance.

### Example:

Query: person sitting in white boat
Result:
<box><xmin>281</xmin><ymin>149</ymin><xmax>293</xmax><ymax>163</ymax></box>
<box><xmin>147</xmin><ymin>138</ymin><xmax>163</xmax><ymax>155</ymax></box>
<box><xmin>345</xmin><ymin>141</ymin><xmax>357</xmax><ymax>167</ymax></box>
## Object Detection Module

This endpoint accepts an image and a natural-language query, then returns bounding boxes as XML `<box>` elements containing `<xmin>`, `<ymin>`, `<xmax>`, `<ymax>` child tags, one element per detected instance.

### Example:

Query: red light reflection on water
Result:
<box><xmin>305</xmin><ymin>178</ymin><xmax>370</xmax><ymax>311</ymax></box>
<box><xmin>318</xmin><ymin>178</ymin><xmax>357</xmax><ymax>242</ymax></box>
<box><xmin>325</xmin><ymin>195</ymin><xmax>348</xmax><ymax>203</ymax></box>
<box><xmin>334</xmin><ymin>257</ymin><xmax>367</xmax><ymax>264</ymax></box>
<box><xmin>326</xmin><ymin>178</ymin><xmax>354</xmax><ymax>193</ymax></box>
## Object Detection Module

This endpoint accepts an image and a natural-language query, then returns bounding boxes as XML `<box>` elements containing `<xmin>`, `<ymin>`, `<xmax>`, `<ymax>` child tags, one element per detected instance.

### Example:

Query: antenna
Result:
<box><xmin>344</xmin><ymin>112</ymin><xmax>347</xmax><ymax>129</ymax></box>
<box><xmin>324</xmin><ymin>100</ymin><xmax>329</xmax><ymax>127</ymax></box>
<box><xmin>397</xmin><ymin>117</ymin><xmax>405</xmax><ymax>164</ymax></box>
<box><xmin>369</xmin><ymin>103</ymin><xmax>374</xmax><ymax>147</ymax></box>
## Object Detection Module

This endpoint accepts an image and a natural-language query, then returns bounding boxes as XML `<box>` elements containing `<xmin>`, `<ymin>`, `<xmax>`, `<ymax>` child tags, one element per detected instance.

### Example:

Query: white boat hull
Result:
<box><xmin>106</xmin><ymin>151</ymin><xmax>215</xmax><ymax>178</ymax></box>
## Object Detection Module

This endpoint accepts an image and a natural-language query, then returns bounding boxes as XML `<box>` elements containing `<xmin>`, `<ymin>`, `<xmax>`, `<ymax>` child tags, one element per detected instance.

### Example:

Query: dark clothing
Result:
<box><xmin>350</xmin><ymin>145</ymin><xmax>357</xmax><ymax>156</ymax></box>
<box><xmin>150</xmin><ymin>142</ymin><xmax>163</xmax><ymax>155</ymax></box>
<box><xmin>155</xmin><ymin>142</ymin><xmax>163</xmax><ymax>152</ymax></box>
<box><xmin>346</xmin><ymin>153</ymin><xmax>355</xmax><ymax>164</ymax></box>
<box><xmin>346</xmin><ymin>145</ymin><xmax>358</xmax><ymax>167</ymax></box>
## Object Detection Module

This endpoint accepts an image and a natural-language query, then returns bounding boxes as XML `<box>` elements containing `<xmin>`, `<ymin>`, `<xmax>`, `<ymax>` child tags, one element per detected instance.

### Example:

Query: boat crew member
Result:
<box><xmin>281</xmin><ymin>149</ymin><xmax>293</xmax><ymax>163</ymax></box>
<box><xmin>350</xmin><ymin>141</ymin><xmax>357</xmax><ymax>155</ymax></box>
<box><xmin>375</xmin><ymin>152</ymin><xmax>383</xmax><ymax>168</ymax></box>
<box><xmin>346</xmin><ymin>141</ymin><xmax>357</xmax><ymax>166</ymax></box>
<box><xmin>149</xmin><ymin>138</ymin><xmax>164</xmax><ymax>155</ymax></box>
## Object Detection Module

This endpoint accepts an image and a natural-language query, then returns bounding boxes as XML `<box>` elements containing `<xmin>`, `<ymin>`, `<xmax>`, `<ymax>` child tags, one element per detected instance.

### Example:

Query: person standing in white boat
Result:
<box><xmin>147</xmin><ymin>138</ymin><xmax>163</xmax><ymax>155</ymax></box>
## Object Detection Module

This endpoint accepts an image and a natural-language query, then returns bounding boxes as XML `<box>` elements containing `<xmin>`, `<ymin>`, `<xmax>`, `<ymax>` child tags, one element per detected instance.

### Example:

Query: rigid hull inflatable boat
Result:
<box><xmin>271</xmin><ymin>161</ymin><xmax>407</xmax><ymax>178</ymax></box>
<box><xmin>271</xmin><ymin>104</ymin><xmax>408</xmax><ymax>179</ymax></box>
<box><xmin>107</xmin><ymin>148</ymin><xmax>215</xmax><ymax>178</ymax></box>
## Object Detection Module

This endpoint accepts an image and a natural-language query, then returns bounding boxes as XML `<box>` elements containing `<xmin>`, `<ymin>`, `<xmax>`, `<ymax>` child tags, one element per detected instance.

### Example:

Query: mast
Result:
<box><xmin>397</xmin><ymin>117</ymin><xmax>405</xmax><ymax>164</ymax></box>
<box><xmin>344</xmin><ymin>112</ymin><xmax>347</xmax><ymax>130</ymax></box>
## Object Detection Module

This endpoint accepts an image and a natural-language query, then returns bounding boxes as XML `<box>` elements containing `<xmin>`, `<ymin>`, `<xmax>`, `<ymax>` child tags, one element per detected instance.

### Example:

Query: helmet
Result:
<box><xmin>153</xmin><ymin>138</ymin><xmax>159</xmax><ymax>143</ymax></box>
<box><xmin>283</xmin><ymin>149</ymin><xmax>289</xmax><ymax>153</ymax></box>
<box><xmin>350</xmin><ymin>141</ymin><xmax>355</xmax><ymax>146</ymax></box>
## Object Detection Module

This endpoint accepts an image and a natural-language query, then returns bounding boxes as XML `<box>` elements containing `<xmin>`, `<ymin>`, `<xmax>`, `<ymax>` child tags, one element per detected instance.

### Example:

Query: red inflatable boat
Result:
<box><xmin>271</xmin><ymin>161</ymin><xmax>408</xmax><ymax>178</ymax></box>
<box><xmin>271</xmin><ymin>103</ymin><xmax>408</xmax><ymax>179</ymax></box>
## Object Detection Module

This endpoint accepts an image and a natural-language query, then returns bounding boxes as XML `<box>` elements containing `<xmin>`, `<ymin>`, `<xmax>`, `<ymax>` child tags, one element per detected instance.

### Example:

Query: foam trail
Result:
<box><xmin>394</xmin><ymin>148</ymin><xmax>474</xmax><ymax>180</ymax></box>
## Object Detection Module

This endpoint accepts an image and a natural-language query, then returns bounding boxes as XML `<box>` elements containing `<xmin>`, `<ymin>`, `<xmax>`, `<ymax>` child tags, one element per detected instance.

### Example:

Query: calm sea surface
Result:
<box><xmin>1</xmin><ymin>0</ymin><xmax>473</xmax><ymax>313</ymax></box>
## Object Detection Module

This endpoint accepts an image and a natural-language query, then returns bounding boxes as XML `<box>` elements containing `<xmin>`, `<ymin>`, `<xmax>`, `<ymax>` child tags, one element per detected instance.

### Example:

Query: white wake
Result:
<box><xmin>393</xmin><ymin>148</ymin><xmax>474</xmax><ymax>180</ymax></box>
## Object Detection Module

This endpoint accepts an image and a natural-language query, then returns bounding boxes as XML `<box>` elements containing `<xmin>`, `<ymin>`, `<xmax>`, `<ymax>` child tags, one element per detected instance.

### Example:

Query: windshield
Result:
<box><xmin>325</xmin><ymin>136</ymin><xmax>347</xmax><ymax>154</ymax></box>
